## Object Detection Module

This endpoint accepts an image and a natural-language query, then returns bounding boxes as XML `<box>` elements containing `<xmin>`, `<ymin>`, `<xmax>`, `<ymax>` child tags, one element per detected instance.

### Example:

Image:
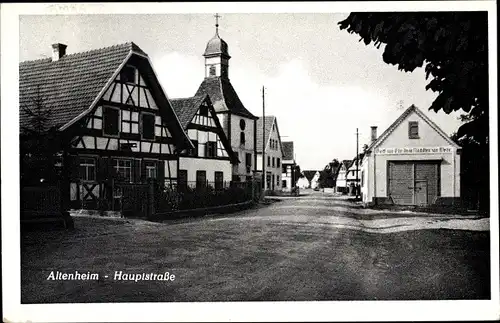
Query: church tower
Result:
<box><xmin>195</xmin><ymin>14</ymin><xmax>258</xmax><ymax>183</ymax></box>
<box><xmin>203</xmin><ymin>13</ymin><xmax>230</xmax><ymax>79</ymax></box>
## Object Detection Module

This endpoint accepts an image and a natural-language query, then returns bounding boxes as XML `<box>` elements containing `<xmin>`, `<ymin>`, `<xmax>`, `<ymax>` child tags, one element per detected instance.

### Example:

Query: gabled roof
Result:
<box><xmin>341</xmin><ymin>159</ymin><xmax>352</xmax><ymax>170</ymax></box>
<box><xmin>20</xmin><ymin>42</ymin><xmax>136</xmax><ymax>131</ymax></box>
<box><xmin>170</xmin><ymin>94</ymin><xmax>238</xmax><ymax>164</ymax></box>
<box><xmin>282</xmin><ymin>141</ymin><xmax>294</xmax><ymax>161</ymax></box>
<box><xmin>19</xmin><ymin>41</ymin><xmax>193</xmax><ymax>150</ymax></box>
<box><xmin>194</xmin><ymin>77</ymin><xmax>257</xmax><ymax>119</ymax></box>
<box><xmin>170</xmin><ymin>95</ymin><xmax>207</xmax><ymax>129</ymax></box>
<box><xmin>366</xmin><ymin>104</ymin><xmax>460</xmax><ymax>153</ymax></box>
<box><xmin>302</xmin><ymin>170</ymin><xmax>318</xmax><ymax>182</ymax></box>
<box><xmin>256</xmin><ymin>115</ymin><xmax>283</xmax><ymax>155</ymax></box>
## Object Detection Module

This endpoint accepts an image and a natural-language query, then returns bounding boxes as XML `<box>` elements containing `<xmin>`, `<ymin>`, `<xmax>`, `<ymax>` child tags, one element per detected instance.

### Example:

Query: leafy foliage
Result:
<box><xmin>338</xmin><ymin>12</ymin><xmax>488</xmax><ymax>145</ymax></box>
<box><xmin>318</xmin><ymin>159</ymin><xmax>341</xmax><ymax>188</ymax></box>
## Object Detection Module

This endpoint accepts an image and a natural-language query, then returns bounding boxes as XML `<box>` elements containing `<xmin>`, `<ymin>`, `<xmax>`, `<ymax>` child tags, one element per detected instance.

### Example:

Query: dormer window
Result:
<box><xmin>120</xmin><ymin>66</ymin><xmax>136</xmax><ymax>84</ymax></box>
<box><xmin>408</xmin><ymin>121</ymin><xmax>419</xmax><ymax>139</ymax></box>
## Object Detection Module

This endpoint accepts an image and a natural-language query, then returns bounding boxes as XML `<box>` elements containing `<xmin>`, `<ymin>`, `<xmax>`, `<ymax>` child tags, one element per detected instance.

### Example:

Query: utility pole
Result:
<box><xmin>355</xmin><ymin>128</ymin><xmax>359</xmax><ymax>199</ymax></box>
<box><xmin>262</xmin><ymin>86</ymin><xmax>266</xmax><ymax>194</ymax></box>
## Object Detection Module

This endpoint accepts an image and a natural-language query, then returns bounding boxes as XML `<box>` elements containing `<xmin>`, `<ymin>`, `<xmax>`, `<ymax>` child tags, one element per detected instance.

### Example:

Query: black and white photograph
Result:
<box><xmin>1</xmin><ymin>1</ymin><xmax>499</xmax><ymax>322</ymax></box>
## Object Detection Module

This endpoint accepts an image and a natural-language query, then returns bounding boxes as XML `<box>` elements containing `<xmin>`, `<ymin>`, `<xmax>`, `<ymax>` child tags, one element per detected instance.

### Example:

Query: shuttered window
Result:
<box><xmin>103</xmin><ymin>107</ymin><xmax>119</xmax><ymax>136</ymax></box>
<box><xmin>142</xmin><ymin>113</ymin><xmax>155</xmax><ymax>140</ymax></box>
<box><xmin>408</xmin><ymin>121</ymin><xmax>419</xmax><ymax>139</ymax></box>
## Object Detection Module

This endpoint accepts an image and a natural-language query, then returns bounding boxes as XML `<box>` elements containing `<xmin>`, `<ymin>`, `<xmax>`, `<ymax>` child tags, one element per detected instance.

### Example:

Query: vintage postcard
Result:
<box><xmin>1</xmin><ymin>1</ymin><xmax>498</xmax><ymax>322</ymax></box>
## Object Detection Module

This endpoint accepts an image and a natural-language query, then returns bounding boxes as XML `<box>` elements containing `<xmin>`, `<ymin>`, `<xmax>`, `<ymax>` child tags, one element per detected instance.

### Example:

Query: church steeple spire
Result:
<box><xmin>214</xmin><ymin>13</ymin><xmax>221</xmax><ymax>35</ymax></box>
<box><xmin>204</xmin><ymin>13</ymin><xmax>230</xmax><ymax>79</ymax></box>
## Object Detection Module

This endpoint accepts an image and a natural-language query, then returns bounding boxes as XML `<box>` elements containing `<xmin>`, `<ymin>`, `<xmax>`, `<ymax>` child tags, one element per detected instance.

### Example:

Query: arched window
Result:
<box><xmin>239</xmin><ymin>119</ymin><xmax>246</xmax><ymax>130</ymax></box>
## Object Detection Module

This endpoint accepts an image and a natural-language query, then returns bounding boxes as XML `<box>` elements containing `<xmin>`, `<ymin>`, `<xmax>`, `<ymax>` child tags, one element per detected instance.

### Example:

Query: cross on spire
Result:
<box><xmin>214</xmin><ymin>13</ymin><xmax>221</xmax><ymax>33</ymax></box>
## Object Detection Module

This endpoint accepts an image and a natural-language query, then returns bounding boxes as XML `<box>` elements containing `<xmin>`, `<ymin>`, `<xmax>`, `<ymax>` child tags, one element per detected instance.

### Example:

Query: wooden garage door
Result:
<box><xmin>389</xmin><ymin>161</ymin><xmax>439</xmax><ymax>206</ymax></box>
<box><xmin>415</xmin><ymin>163</ymin><xmax>439</xmax><ymax>205</ymax></box>
<box><xmin>388</xmin><ymin>162</ymin><xmax>414</xmax><ymax>205</ymax></box>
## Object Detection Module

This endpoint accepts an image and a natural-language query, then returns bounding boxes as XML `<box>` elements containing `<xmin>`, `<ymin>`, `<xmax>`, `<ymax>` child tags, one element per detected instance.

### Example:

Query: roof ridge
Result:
<box><xmin>20</xmin><ymin>42</ymin><xmax>138</xmax><ymax>64</ymax></box>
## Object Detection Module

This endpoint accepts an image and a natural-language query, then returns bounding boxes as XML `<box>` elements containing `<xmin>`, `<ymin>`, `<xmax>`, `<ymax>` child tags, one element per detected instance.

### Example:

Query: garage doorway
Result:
<box><xmin>388</xmin><ymin>161</ymin><xmax>440</xmax><ymax>206</ymax></box>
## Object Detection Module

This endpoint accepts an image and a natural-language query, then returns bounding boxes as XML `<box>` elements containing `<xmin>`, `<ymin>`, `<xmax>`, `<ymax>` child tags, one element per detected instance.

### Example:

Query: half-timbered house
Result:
<box><xmin>171</xmin><ymin>95</ymin><xmax>238</xmax><ymax>190</ymax></box>
<box><xmin>19</xmin><ymin>42</ymin><xmax>193</xmax><ymax>211</ymax></box>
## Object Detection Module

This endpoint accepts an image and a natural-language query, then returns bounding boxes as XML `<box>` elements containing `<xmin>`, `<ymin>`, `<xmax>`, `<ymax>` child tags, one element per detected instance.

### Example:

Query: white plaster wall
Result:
<box><xmin>230</xmin><ymin>114</ymin><xmax>255</xmax><ymax>179</ymax></box>
<box><xmin>179</xmin><ymin>157</ymin><xmax>232</xmax><ymax>183</ymax></box>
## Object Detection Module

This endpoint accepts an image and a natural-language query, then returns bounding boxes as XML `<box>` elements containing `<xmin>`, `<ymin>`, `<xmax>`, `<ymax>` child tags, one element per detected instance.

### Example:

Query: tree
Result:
<box><xmin>20</xmin><ymin>85</ymin><xmax>62</xmax><ymax>185</ymax></box>
<box><xmin>318</xmin><ymin>159</ymin><xmax>340</xmax><ymax>188</ymax></box>
<box><xmin>338</xmin><ymin>12</ymin><xmax>488</xmax><ymax>145</ymax></box>
<box><xmin>339</xmin><ymin>12</ymin><xmax>489</xmax><ymax>211</ymax></box>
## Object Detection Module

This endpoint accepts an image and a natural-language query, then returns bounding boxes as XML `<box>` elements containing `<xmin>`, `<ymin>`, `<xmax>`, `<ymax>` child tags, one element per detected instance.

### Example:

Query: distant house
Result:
<box><xmin>361</xmin><ymin>105</ymin><xmax>461</xmax><ymax>206</ymax></box>
<box><xmin>281</xmin><ymin>141</ymin><xmax>296</xmax><ymax>192</ymax></box>
<box><xmin>336</xmin><ymin>160</ymin><xmax>352</xmax><ymax>194</ymax></box>
<box><xmin>296</xmin><ymin>173</ymin><xmax>310</xmax><ymax>189</ymax></box>
<box><xmin>19</xmin><ymin>42</ymin><xmax>193</xmax><ymax>211</ymax></box>
<box><xmin>345</xmin><ymin>156</ymin><xmax>361</xmax><ymax>195</ymax></box>
<box><xmin>256</xmin><ymin>116</ymin><xmax>284</xmax><ymax>192</ymax></box>
<box><xmin>170</xmin><ymin>95</ymin><xmax>238</xmax><ymax>190</ymax></box>
<box><xmin>311</xmin><ymin>171</ymin><xmax>320</xmax><ymax>189</ymax></box>
<box><xmin>302</xmin><ymin>170</ymin><xmax>320</xmax><ymax>189</ymax></box>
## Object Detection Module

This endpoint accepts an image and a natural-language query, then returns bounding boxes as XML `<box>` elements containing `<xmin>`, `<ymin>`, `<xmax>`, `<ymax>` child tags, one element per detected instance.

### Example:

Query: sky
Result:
<box><xmin>19</xmin><ymin>13</ymin><xmax>464</xmax><ymax>170</ymax></box>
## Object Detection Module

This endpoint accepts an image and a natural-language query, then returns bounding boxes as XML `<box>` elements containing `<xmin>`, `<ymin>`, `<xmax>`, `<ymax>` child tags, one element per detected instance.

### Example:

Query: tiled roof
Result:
<box><xmin>19</xmin><ymin>42</ymin><xmax>193</xmax><ymax>151</ymax></box>
<box><xmin>302</xmin><ymin>170</ymin><xmax>318</xmax><ymax>182</ymax></box>
<box><xmin>170</xmin><ymin>95</ymin><xmax>207</xmax><ymax>129</ymax></box>
<box><xmin>256</xmin><ymin>115</ymin><xmax>275</xmax><ymax>153</ymax></box>
<box><xmin>19</xmin><ymin>42</ymin><xmax>141</xmax><ymax>131</ymax></box>
<box><xmin>195</xmin><ymin>77</ymin><xmax>257</xmax><ymax>119</ymax></box>
<box><xmin>282</xmin><ymin>141</ymin><xmax>294</xmax><ymax>161</ymax></box>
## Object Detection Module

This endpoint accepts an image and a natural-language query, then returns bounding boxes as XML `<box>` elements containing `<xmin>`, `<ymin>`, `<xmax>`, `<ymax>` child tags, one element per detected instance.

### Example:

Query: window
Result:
<box><xmin>79</xmin><ymin>157</ymin><xmax>96</xmax><ymax>181</ymax></box>
<box><xmin>282</xmin><ymin>180</ymin><xmax>287</xmax><ymax>188</ymax></box>
<box><xmin>240</xmin><ymin>132</ymin><xmax>246</xmax><ymax>145</ymax></box>
<box><xmin>239</xmin><ymin>119</ymin><xmax>246</xmax><ymax>130</ymax></box>
<box><xmin>245</xmin><ymin>153</ymin><xmax>252</xmax><ymax>173</ymax></box>
<box><xmin>121</xmin><ymin>110</ymin><xmax>139</xmax><ymax>134</ymax></box>
<box><xmin>103</xmin><ymin>107</ymin><xmax>119</xmax><ymax>136</ymax></box>
<box><xmin>409</xmin><ymin>121</ymin><xmax>419</xmax><ymax>139</ymax></box>
<box><xmin>267</xmin><ymin>156</ymin><xmax>271</xmax><ymax>167</ymax></box>
<box><xmin>178</xmin><ymin>170</ymin><xmax>188</xmax><ymax>191</ymax></box>
<box><xmin>196</xmin><ymin>170</ymin><xmax>207</xmax><ymax>189</ymax></box>
<box><xmin>206</xmin><ymin>141</ymin><xmax>217</xmax><ymax>157</ymax></box>
<box><xmin>245</xmin><ymin>153</ymin><xmax>252</xmax><ymax>167</ymax></box>
<box><xmin>272</xmin><ymin>157</ymin><xmax>275</xmax><ymax>167</ymax></box>
<box><xmin>120</xmin><ymin>66</ymin><xmax>136</xmax><ymax>84</ymax></box>
<box><xmin>282</xmin><ymin>165</ymin><xmax>287</xmax><ymax>173</ymax></box>
<box><xmin>215</xmin><ymin>171</ymin><xmax>223</xmax><ymax>190</ymax></box>
<box><xmin>209</xmin><ymin>65</ymin><xmax>216</xmax><ymax>76</ymax></box>
<box><xmin>114</xmin><ymin>159</ymin><xmax>132</xmax><ymax>183</ymax></box>
<box><xmin>144</xmin><ymin>160</ymin><xmax>157</xmax><ymax>179</ymax></box>
<box><xmin>199</xmin><ymin>105</ymin><xmax>209</xmax><ymax>117</ymax></box>
<box><xmin>142</xmin><ymin>113</ymin><xmax>155</xmax><ymax>140</ymax></box>
<box><xmin>277</xmin><ymin>158</ymin><xmax>281</xmax><ymax>168</ymax></box>
<box><xmin>189</xmin><ymin>140</ymin><xmax>199</xmax><ymax>157</ymax></box>
<box><xmin>277</xmin><ymin>175</ymin><xmax>280</xmax><ymax>186</ymax></box>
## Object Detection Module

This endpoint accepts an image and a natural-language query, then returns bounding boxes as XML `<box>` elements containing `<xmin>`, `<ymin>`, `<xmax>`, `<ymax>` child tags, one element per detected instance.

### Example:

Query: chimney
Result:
<box><xmin>51</xmin><ymin>43</ymin><xmax>67</xmax><ymax>61</ymax></box>
<box><xmin>371</xmin><ymin>126</ymin><xmax>378</xmax><ymax>142</ymax></box>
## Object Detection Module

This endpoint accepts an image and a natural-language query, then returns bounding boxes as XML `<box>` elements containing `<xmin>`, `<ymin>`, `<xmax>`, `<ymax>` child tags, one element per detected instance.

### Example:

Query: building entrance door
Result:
<box><xmin>415</xmin><ymin>180</ymin><xmax>428</xmax><ymax>206</ymax></box>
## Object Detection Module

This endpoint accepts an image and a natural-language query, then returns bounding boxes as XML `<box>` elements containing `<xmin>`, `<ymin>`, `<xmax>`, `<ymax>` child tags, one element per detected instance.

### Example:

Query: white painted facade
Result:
<box><xmin>256</xmin><ymin>120</ymin><xmax>283</xmax><ymax>191</ymax></box>
<box><xmin>179</xmin><ymin>157</ymin><xmax>232</xmax><ymax>183</ymax></box>
<box><xmin>281</xmin><ymin>163</ymin><xmax>294</xmax><ymax>192</ymax></box>
<box><xmin>218</xmin><ymin>113</ymin><xmax>256</xmax><ymax>181</ymax></box>
<box><xmin>361</xmin><ymin>106</ymin><xmax>461</xmax><ymax>206</ymax></box>
<box><xmin>310</xmin><ymin>171</ymin><xmax>320</xmax><ymax>189</ymax></box>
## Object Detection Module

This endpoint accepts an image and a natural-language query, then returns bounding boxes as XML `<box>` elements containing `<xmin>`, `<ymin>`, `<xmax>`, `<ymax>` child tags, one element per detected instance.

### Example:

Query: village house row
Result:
<box><xmin>19</xmin><ymin>24</ymin><xmax>297</xmax><ymax>210</ymax></box>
